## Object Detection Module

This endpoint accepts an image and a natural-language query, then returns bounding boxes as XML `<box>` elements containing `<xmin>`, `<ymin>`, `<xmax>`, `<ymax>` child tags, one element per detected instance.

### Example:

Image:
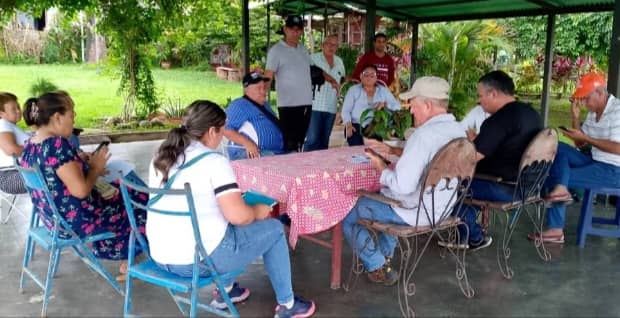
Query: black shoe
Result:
<box><xmin>469</xmin><ymin>236</ymin><xmax>492</xmax><ymax>252</ymax></box>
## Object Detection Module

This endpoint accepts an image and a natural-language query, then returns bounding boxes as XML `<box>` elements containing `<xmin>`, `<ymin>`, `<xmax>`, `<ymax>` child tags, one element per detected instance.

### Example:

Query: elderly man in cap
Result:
<box><xmin>529</xmin><ymin>72</ymin><xmax>620</xmax><ymax>243</ymax></box>
<box><xmin>223</xmin><ymin>71</ymin><xmax>285</xmax><ymax>160</ymax></box>
<box><xmin>264</xmin><ymin>15</ymin><xmax>313</xmax><ymax>153</ymax></box>
<box><xmin>342</xmin><ymin>76</ymin><xmax>465</xmax><ymax>285</ymax></box>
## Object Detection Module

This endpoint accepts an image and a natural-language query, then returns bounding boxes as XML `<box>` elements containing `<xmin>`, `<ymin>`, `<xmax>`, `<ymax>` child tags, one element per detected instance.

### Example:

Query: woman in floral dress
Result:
<box><xmin>19</xmin><ymin>92</ymin><xmax>147</xmax><ymax>276</ymax></box>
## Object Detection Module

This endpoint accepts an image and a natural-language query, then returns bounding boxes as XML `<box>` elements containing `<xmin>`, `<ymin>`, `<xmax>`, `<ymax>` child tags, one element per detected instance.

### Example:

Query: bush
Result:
<box><xmin>160</xmin><ymin>96</ymin><xmax>185</xmax><ymax>119</ymax></box>
<box><xmin>29</xmin><ymin>78</ymin><xmax>59</xmax><ymax>97</ymax></box>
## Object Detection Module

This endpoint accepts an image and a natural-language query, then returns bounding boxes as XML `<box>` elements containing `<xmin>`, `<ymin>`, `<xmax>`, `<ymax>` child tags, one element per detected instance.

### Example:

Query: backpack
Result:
<box><xmin>310</xmin><ymin>65</ymin><xmax>325</xmax><ymax>98</ymax></box>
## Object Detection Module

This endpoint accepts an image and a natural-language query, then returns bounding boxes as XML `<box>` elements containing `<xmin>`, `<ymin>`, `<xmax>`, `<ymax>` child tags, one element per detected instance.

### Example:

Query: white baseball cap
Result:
<box><xmin>399</xmin><ymin>76</ymin><xmax>450</xmax><ymax>100</ymax></box>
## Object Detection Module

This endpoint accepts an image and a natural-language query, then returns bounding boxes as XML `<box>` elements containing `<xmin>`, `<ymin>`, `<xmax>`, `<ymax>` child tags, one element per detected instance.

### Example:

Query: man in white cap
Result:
<box><xmin>342</xmin><ymin>76</ymin><xmax>465</xmax><ymax>286</ymax></box>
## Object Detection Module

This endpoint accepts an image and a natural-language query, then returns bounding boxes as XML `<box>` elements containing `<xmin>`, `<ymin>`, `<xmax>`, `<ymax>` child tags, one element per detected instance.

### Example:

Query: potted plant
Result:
<box><xmin>360</xmin><ymin>108</ymin><xmax>413</xmax><ymax>145</ymax></box>
<box><xmin>156</xmin><ymin>38</ymin><xmax>175</xmax><ymax>69</ymax></box>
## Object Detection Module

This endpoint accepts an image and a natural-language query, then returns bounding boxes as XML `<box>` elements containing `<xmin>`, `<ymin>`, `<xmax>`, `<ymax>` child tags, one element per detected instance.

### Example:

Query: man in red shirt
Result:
<box><xmin>351</xmin><ymin>33</ymin><xmax>395</xmax><ymax>87</ymax></box>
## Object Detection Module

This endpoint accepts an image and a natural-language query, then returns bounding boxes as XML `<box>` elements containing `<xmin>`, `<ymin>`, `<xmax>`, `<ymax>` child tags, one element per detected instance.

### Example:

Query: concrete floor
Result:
<box><xmin>2</xmin><ymin>138</ymin><xmax>620</xmax><ymax>317</ymax></box>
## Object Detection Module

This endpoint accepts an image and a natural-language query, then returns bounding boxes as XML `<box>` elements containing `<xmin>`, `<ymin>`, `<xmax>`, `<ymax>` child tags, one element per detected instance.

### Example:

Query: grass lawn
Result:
<box><xmin>0</xmin><ymin>64</ymin><xmax>243</xmax><ymax>128</ymax></box>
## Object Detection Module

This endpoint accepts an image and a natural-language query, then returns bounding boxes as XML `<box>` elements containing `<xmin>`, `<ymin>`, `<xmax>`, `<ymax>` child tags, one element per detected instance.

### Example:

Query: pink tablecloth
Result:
<box><xmin>231</xmin><ymin>146</ymin><xmax>382</xmax><ymax>247</ymax></box>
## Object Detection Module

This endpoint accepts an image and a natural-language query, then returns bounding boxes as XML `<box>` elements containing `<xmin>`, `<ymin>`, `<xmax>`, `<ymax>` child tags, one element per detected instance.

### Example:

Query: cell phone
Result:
<box><xmin>364</xmin><ymin>147</ymin><xmax>391</xmax><ymax>165</ymax></box>
<box><xmin>94</xmin><ymin>141</ymin><xmax>110</xmax><ymax>152</ymax></box>
<box><xmin>558</xmin><ymin>126</ymin><xmax>568</xmax><ymax>131</ymax></box>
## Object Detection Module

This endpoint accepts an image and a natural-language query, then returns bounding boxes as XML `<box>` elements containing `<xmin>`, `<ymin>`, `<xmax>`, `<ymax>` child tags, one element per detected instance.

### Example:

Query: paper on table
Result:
<box><xmin>350</xmin><ymin>155</ymin><xmax>371</xmax><ymax>164</ymax></box>
<box><xmin>102</xmin><ymin>159</ymin><xmax>136</xmax><ymax>183</ymax></box>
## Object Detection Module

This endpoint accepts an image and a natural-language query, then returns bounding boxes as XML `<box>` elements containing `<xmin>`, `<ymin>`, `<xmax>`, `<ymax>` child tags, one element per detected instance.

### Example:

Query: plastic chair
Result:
<box><xmin>345</xmin><ymin>138</ymin><xmax>477</xmax><ymax>318</ymax></box>
<box><xmin>576</xmin><ymin>187</ymin><xmax>620</xmax><ymax>247</ymax></box>
<box><xmin>14</xmin><ymin>157</ymin><xmax>123</xmax><ymax>317</ymax></box>
<box><xmin>465</xmin><ymin>128</ymin><xmax>558</xmax><ymax>278</ymax></box>
<box><xmin>118</xmin><ymin>175</ymin><xmax>243</xmax><ymax>318</ymax></box>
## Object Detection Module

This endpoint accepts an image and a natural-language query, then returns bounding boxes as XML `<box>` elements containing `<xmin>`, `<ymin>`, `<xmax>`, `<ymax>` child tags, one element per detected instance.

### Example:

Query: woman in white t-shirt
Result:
<box><xmin>148</xmin><ymin>100</ymin><xmax>315</xmax><ymax>318</ymax></box>
<box><xmin>0</xmin><ymin>92</ymin><xmax>30</xmax><ymax>194</ymax></box>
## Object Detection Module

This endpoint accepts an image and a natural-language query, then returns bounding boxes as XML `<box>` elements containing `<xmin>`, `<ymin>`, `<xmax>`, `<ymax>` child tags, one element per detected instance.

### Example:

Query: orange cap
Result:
<box><xmin>572</xmin><ymin>72</ymin><xmax>606</xmax><ymax>99</ymax></box>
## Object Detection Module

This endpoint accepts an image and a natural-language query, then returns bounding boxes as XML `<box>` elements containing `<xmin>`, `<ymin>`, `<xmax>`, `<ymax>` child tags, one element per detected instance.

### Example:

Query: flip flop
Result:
<box><xmin>543</xmin><ymin>192</ymin><xmax>573</xmax><ymax>205</ymax></box>
<box><xmin>527</xmin><ymin>232</ymin><xmax>565</xmax><ymax>244</ymax></box>
<box><xmin>116</xmin><ymin>273</ymin><xmax>127</xmax><ymax>282</ymax></box>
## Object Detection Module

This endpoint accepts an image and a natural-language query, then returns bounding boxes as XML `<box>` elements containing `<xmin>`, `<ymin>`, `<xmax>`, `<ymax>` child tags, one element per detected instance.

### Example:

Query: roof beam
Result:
<box><xmin>342</xmin><ymin>0</ymin><xmax>416</xmax><ymax>20</ymax></box>
<box><xmin>391</xmin><ymin>0</ymin><xmax>484</xmax><ymax>11</ymax></box>
<box><xmin>525</xmin><ymin>0</ymin><xmax>557</xmax><ymax>10</ymax></box>
<box><xmin>414</xmin><ymin>3</ymin><xmax>614</xmax><ymax>23</ymax></box>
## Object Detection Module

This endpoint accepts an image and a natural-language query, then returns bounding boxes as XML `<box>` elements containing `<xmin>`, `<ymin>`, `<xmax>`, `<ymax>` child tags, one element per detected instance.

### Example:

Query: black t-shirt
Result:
<box><xmin>475</xmin><ymin>101</ymin><xmax>543</xmax><ymax>181</ymax></box>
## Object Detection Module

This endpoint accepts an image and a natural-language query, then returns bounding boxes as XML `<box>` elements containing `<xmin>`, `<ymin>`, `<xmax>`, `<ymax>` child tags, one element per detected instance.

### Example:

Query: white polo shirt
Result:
<box><xmin>582</xmin><ymin>95</ymin><xmax>620</xmax><ymax>167</ymax></box>
<box><xmin>147</xmin><ymin>141</ymin><xmax>240</xmax><ymax>265</ymax></box>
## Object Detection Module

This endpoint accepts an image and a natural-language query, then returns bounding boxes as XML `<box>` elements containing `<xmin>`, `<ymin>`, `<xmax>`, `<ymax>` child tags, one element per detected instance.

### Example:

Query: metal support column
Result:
<box><xmin>608</xmin><ymin>0</ymin><xmax>620</xmax><ymax>96</ymax></box>
<box><xmin>242</xmin><ymin>0</ymin><xmax>250</xmax><ymax>73</ymax></box>
<box><xmin>540</xmin><ymin>14</ymin><xmax>556</xmax><ymax>126</ymax></box>
<box><xmin>365</xmin><ymin>0</ymin><xmax>376</xmax><ymax>53</ymax></box>
<box><xmin>409</xmin><ymin>20</ymin><xmax>419</xmax><ymax>88</ymax></box>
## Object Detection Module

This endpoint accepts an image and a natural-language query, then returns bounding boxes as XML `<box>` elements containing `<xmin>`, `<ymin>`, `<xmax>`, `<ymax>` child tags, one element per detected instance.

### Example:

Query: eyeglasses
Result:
<box><xmin>362</xmin><ymin>71</ymin><xmax>377</xmax><ymax>78</ymax></box>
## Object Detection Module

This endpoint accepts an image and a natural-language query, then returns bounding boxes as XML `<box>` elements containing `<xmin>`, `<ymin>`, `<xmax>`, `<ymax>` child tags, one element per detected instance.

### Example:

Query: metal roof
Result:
<box><xmin>274</xmin><ymin>0</ymin><xmax>615</xmax><ymax>22</ymax></box>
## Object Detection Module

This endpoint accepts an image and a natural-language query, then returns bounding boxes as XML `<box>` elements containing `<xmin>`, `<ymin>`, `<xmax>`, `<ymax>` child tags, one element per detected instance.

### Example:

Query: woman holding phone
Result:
<box><xmin>19</xmin><ymin>92</ymin><xmax>147</xmax><ymax>279</ymax></box>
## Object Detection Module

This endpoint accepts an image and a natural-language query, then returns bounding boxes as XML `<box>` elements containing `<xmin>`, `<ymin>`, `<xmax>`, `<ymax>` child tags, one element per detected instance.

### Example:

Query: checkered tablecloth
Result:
<box><xmin>231</xmin><ymin>146</ymin><xmax>382</xmax><ymax>247</ymax></box>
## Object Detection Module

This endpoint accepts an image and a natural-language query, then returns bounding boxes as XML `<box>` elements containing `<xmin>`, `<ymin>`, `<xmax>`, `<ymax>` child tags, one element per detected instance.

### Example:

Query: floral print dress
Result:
<box><xmin>19</xmin><ymin>136</ymin><xmax>147</xmax><ymax>260</ymax></box>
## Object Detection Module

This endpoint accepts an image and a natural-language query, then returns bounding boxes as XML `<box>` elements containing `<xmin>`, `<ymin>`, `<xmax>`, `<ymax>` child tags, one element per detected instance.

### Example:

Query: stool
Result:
<box><xmin>576</xmin><ymin>187</ymin><xmax>620</xmax><ymax>247</ymax></box>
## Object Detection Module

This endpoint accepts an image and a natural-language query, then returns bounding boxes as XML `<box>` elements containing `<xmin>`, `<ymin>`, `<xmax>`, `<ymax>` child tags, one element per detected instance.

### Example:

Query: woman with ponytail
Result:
<box><xmin>19</xmin><ymin>92</ymin><xmax>147</xmax><ymax>279</ymax></box>
<box><xmin>148</xmin><ymin>100</ymin><xmax>315</xmax><ymax>318</ymax></box>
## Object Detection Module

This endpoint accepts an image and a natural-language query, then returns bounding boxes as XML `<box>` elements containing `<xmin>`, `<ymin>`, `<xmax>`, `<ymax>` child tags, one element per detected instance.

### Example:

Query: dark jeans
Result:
<box><xmin>303</xmin><ymin>111</ymin><xmax>336</xmax><ymax>152</ymax></box>
<box><xmin>455</xmin><ymin>178</ymin><xmax>515</xmax><ymax>244</ymax></box>
<box><xmin>346</xmin><ymin>123</ymin><xmax>364</xmax><ymax>146</ymax></box>
<box><xmin>278</xmin><ymin>105</ymin><xmax>312</xmax><ymax>152</ymax></box>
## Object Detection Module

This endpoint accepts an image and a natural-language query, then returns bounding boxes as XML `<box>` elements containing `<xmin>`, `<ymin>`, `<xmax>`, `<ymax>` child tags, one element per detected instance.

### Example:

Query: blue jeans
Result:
<box><xmin>156</xmin><ymin>219</ymin><xmax>294</xmax><ymax>305</ymax></box>
<box><xmin>227</xmin><ymin>145</ymin><xmax>283</xmax><ymax>161</ymax></box>
<box><xmin>303</xmin><ymin>111</ymin><xmax>336</xmax><ymax>151</ymax></box>
<box><xmin>346</xmin><ymin>123</ymin><xmax>364</xmax><ymax>146</ymax></box>
<box><xmin>455</xmin><ymin>179</ymin><xmax>516</xmax><ymax>244</ymax></box>
<box><xmin>343</xmin><ymin>197</ymin><xmax>407</xmax><ymax>272</ymax></box>
<box><xmin>545</xmin><ymin>142</ymin><xmax>620</xmax><ymax>228</ymax></box>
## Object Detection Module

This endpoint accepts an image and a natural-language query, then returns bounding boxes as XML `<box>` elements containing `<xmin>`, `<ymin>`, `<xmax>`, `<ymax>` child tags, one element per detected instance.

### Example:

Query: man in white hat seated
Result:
<box><xmin>342</xmin><ymin>76</ymin><xmax>466</xmax><ymax>285</ymax></box>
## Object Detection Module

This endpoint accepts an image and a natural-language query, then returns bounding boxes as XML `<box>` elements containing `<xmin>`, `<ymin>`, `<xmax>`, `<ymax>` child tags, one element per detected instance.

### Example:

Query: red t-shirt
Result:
<box><xmin>351</xmin><ymin>52</ymin><xmax>395</xmax><ymax>86</ymax></box>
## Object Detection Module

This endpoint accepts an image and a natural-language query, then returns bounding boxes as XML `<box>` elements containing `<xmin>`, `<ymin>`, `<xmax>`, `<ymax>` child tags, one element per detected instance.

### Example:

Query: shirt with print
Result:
<box><xmin>351</xmin><ymin>52</ymin><xmax>395</xmax><ymax>86</ymax></box>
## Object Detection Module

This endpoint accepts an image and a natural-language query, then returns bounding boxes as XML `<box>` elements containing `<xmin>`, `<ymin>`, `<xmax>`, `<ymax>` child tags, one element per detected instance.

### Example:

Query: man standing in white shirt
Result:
<box><xmin>530</xmin><ymin>72</ymin><xmax>620</xmax><ymax>243</ymax></box>
<box><xmin>303</xmin><ymin>35</ymin><xmax>345</xmax><ymax>151</ymax></box>
<box><xmin>342</xmin><ymin>76</ymin><xmax>465</xmax><ymax>285</ymax></box>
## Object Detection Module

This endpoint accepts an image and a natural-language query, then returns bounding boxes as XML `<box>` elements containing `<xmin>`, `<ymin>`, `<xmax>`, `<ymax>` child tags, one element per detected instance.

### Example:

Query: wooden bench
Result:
<box><xmin>216</xmin><ymin>66</ymin><xmax>240</xmax><ymax>82</ymax></box>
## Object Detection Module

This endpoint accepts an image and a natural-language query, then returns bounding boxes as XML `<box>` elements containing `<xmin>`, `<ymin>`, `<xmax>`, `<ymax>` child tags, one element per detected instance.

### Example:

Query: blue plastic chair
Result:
<box><xmin>576</xmin><ymin>187</ymin><xmax>620</xmax><ymax>247</ymax></box>
<box><xmin>14</xmin><ymin>157</ymin><xmax>123</xmax><ymax>317</ymax></box>
<box><xmin>118</xmin><ymin>175</ymin><xmax>243</xmax><ymax>318</ymax></box>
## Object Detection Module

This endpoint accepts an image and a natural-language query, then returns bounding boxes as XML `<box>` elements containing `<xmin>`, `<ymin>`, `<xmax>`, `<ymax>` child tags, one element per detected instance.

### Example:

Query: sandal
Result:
<box><xmin>527</xmin><ymin>232</ymin><xmax>565</xmax><ymax>244</ymax></box>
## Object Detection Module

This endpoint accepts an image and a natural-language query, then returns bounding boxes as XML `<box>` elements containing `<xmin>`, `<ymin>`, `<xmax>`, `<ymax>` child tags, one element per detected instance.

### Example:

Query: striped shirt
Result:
<box><xmin>311</xmin><ymin>52</ymin><xmax>345</xmax><ymax>114</ymax></box>
<box><xmin>582</xmin><ymin>95</ymin><xmax>620</xmax><ymax>166</ymax></box>
<box><xmin>225</xmin><ymin>96</ymin><xmax>284</xmax><ymax>152</ymax></box>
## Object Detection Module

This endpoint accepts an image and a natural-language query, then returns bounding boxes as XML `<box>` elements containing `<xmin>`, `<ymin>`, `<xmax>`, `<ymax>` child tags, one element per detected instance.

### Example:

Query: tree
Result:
<box><xmin>6</xmin><ymin>0</ymin><xmax>188</xmax><ymax>119</ymax></box>
<box><xmin>417</xmin><ymin>20</ymin><xmax>512</xmax><ymax>118</ymax></box>
<box><xmin>502</xmin><ymin>13</ymin><xmax>613</xmax><ymax>68</ymax></box>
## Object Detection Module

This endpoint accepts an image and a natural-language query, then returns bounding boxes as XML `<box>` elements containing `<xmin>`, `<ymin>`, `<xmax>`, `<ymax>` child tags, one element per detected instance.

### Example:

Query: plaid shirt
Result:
<box><xmin>311</xmin><ymin>52</ymin><xmax>345</xmax><ymax>114</ymax></box>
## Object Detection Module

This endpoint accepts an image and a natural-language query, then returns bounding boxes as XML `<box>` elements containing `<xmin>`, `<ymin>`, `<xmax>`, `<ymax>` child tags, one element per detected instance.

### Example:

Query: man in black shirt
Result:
<box><xmin>445</xmin><ymin>70</ymin><xmax>543</xmax><ymax>251</ymax></box>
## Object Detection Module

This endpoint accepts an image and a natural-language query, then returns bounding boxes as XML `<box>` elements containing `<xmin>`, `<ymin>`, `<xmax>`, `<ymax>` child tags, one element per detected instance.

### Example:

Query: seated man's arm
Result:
<box><xmin>582</xmin><ymin>135</ymin><xmax>620</xmax><ymax>155</ymax></box>
<box><xmin>380</xmin><ymin>136</ymin><xmax>426</xmax><ymax>195</ymax></box>
<box><xmin>223</xmin><ymin>129</ymin><xmax>260</xmax><ymax>158</ymax></box>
